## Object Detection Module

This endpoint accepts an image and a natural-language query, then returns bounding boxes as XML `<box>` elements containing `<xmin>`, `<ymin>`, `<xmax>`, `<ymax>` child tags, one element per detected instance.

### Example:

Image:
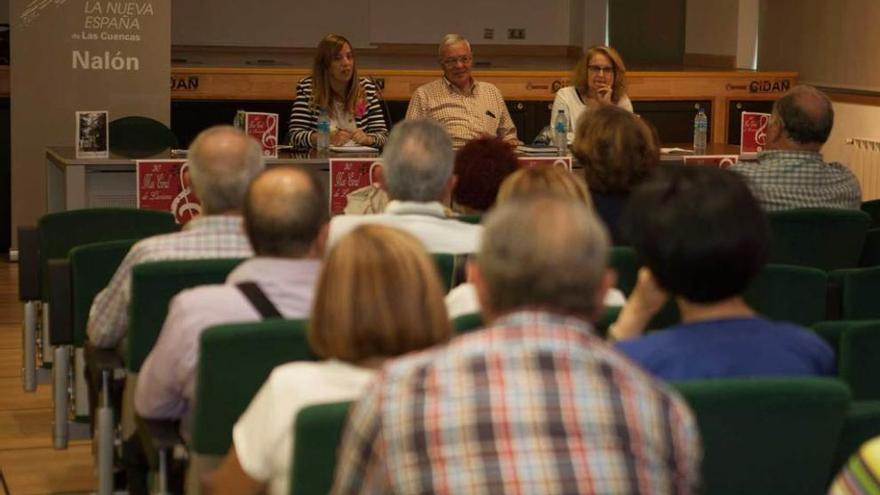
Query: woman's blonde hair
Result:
<box><xmin>311</xmin><ymin>34</ymin><xmax>363</xmax><ymax>116</ymax></box>
<box><xmin>308</xmin><ymin>224</ymin><xmax>452</xmax><ymax>362</ymax></box>
<box><xmin>572</xmin><ymin>45</ymin><xmax>627</xmax><ymax>104</ymax></box>
<box><xmin>497</xmin><ymin>165</ymin><xmax>593</xmax><ymax>209</ymax></box>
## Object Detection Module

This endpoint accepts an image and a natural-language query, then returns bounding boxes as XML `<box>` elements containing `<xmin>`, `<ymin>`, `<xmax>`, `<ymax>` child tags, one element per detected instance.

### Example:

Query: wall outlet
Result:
<box><xmin>483</xmin><ymin>28</ymin><xmax>494</xmax><ymax>40</ymax></box>
<box><xmin>507</xmin><ymin>28</ymin><xmax>526</xmax><ymax>40</ymax></box>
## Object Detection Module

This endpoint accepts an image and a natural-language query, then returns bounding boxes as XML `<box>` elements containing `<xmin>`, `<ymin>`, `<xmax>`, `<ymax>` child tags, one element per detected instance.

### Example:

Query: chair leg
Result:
<box><xmin>41</xmin><ymin>303</ymin><xmax>54</xmax><ymax>365</ymax></box>
<box><xmin>22</xmin><ymin>301</ymin><xmax>38</xmax><ymax>392</ymax></box>
<box><xmin>53</xmin><ymin>345</ymin><xmax>71</xmax><ymax>449</ymax></box>
<box><xmin>73</xmin><ymin>348</ymin><xmax>90</xmax><ymax>419</ymax></box>
<box><xmin>96</xmin><ymin>369</ymin><xmax>115</xmax><ymax>495</ymax></box>
<box><xmin>155</xmin><ymin>449</ymin><xmax>169</xmax><ymax>495</ymax></box>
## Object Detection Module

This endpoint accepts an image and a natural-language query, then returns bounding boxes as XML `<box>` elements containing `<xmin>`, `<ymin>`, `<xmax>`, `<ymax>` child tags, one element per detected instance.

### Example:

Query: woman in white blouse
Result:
<box><xmin>551</xmin><ymin>45</ymin><xmax>633</xmax><ymax>143</ymax></box>
<box><xmin>206</xmin><ymin>224</ymin><xmax>453</xmax><ymax>495</ymax></box>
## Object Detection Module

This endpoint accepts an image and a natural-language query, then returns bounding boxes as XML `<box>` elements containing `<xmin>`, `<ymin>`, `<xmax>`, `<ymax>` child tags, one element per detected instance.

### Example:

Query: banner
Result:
<box><xmin>682</xmin><ymin>155</ymin><xmax>740</xmax><ymax>168</ymax></box>
<box><xmin>329</xmin><ymin>158</ymin><xmax>385</xmax><ymax>216</ymax></box>
<box><xmin>136</xmin><ymin>159</ymin><xmax>201</xmax><ymax>224</ymax></box>
<box><xmin>741</xmin><ymin>111</ymin><xmax>771</xmax><ymax>154</ymax></box>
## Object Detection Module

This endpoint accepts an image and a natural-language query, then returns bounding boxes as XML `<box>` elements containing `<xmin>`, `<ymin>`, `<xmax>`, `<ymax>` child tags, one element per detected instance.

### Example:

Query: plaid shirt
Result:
<box><xmin>332</xmin><ymin>310</ymin><xmax>701</xmax><ymax>495</ymax></box>
<box><xmin>406</xmin><ymin>78</ymin><xmax>521</xmax><ymax>147</ymax></box>
<box><xmin>86</xmin><ymin>215</ymin><xmax>253</xmax><ymax>349</ymax></box>
<box><xmin>730</xmin><ymin>150</ymin><xmax>862</xmax><ymax>211</ymax></box>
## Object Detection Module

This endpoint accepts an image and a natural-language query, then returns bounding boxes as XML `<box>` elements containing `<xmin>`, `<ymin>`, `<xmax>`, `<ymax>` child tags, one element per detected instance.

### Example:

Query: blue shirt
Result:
<box><xmin>616</xmin><ymin>317</ymin><xmax>835</xmax><ymax>380</ymax></box>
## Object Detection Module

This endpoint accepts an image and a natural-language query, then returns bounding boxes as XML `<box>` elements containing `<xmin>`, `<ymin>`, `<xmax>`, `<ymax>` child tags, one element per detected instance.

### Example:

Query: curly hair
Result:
<box><xmin>571</xmin><ymin>105</ymin><xmax>658</xmax><ymax>194</ymax></box>
<box><xmin>453</xmin><ymin>137</ymin><xmax>519</xmax><ymax>212</ymax></box>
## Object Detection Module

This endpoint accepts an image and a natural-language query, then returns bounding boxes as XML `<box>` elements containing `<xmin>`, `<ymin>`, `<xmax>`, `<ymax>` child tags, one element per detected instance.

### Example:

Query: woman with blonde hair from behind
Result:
<box><xmin>207</xmin><ymin>224</ymin><xmax>452</xmax><ymax>495</ymax></box>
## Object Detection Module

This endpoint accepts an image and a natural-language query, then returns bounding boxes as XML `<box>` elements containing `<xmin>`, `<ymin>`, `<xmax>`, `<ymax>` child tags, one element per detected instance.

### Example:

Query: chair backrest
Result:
<box><xmin>837</xmin><ymin>320</ymin><xmax>880</xmax><ymax>401</ymax></box>
<box><xmin>109</xmin><ymin>116</ymin><xmax>179</xmax><ymax>153</ymax></box>
<box><xmin>829</xmin><ymin>267</ymin><xmax>880</xmax><ymax>320</ymax></box>
<box><xmin>290</xmin><ymin>401</ymin><xmax>352</xmax><ymax>495</ymax></box>
<box><xmin>608</xmin><ymin>246</ymin><xmax>638</xmax><ymax>296</ymax></box>
<box><xmin>70</xmin><ymin>239</ymin><xmax>137</xmax><ymax>347</ymax></box>
<box><xmin>744</xmin><ymin>263</ymin><xmax>828</xmax><ymax>325</ymax></box>
<box><xmin>766</xmin><ymin>208</ymin><xmax>871</xmax><ymax>271</ymax></box>
<box><xmin>453</xmin><ymin>311</ymin><xmax>483</xmax><ymax>334</ymax></box>
<box><xmin>861</xmin><ymin>199</ymin><xmax>880</xmax><ymax>229</ymax></box>
<box><xmin>432</xmin><ymin>253</ymin><xmax>456</xmax><ymax>293</ymax></box>
<box><xmin>860</xmin><ymin>228</ymin><xmax>880</xmax><ymax>267</ymax></box>
<box><xmin>831</xmin><ymin>400</ymin><xmax>880</xmax><ymax>477</ymax></box>
<box><xmin>190</xmin><ymin>319</ymin><xmax>316</xmax><ymax>457</ymax></box>
<box><xmin>38</xmin><ymin>208</ymin><xmax>178</xmax><ymax>300</ymax></box>
<box><xmin>127</xmin><ymin>258</ymin><xmax>243</xmax><ymax>372</ymax></box>
<box><xmin>673</xmin><ymin>377</ymin><xmax>850</xmax><ymax>495</ymax></box>
<box><xmin>457</xmin><ymin>214</ymin><xmax>482</xmax><ymax>225</ymax></box>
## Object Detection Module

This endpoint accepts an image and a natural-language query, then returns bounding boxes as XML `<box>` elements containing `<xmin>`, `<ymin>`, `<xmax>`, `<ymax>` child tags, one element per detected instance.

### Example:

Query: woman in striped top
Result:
<box><xmin>287</xmin><ymin>34</ymin><xmax>388</xmax><ymax>149</ymax></box>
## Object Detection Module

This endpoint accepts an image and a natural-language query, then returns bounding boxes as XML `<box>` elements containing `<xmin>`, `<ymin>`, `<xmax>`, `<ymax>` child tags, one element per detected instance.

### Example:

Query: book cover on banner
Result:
<box><xmin>329</xmin><ymin>158</ymin><xmax>386</xmax><ymax>216</ymax></box>
<box><xmin>741</xmin><ymin>112</ymin><xmax>771</xmax><ymax>154</ymax></box>
<box><xmin>682</xmin><ymin>155</ymin><xmax>740</xmax><ymax>168</ymax></box>
<box><xmin>244</xmin><ymin>112</ymin><xmax>279</xmax><ymax>158</ymax></box>
<box><xmin>136</xmin><ymin>159</ymin><xmax>202</xmax><ymax>224</ymax></box>
<box><xmin>76</xmin><ymin>110</ymin><xmax>109</xmax><ymax>159</ymax></box>
<box><xmin>517</xmin><ymin>156</ymin><xmax>572</xmax><ymax>171</ymax></box>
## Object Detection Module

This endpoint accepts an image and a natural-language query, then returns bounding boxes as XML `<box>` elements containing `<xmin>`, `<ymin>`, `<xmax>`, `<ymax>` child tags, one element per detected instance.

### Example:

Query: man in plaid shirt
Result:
<box><xmin>730</xmin><ymin>85</ymin><xmax>861</xmax><ymax>211</ymax></box>
<box><xmin>332</xmin><ymin>197</ymin><xmax>701</xmax><ymax>494</ymax></box>
<box><xmin>87</xmin><ymin>126</ymin><xmax>264</xmax><ymax>349</ymax></box>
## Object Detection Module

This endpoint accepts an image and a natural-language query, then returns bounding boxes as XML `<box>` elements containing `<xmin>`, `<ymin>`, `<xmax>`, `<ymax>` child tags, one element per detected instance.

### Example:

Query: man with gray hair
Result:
<box><xmin>327</xmin><ymin>119</ymin><xmax>482</xmax><ymax>254</ymax></box>
<box><xmin>88</xmin><ymin>126</ymin><xmax>264</xmax><ymax>349</ymax></box>
<box><xmin>332</xmin><ymin>196</ymin><xmax>701</xmax><ymax>494</ymax></box>
<box><xmin>730</xmin><ymin>84</ymin><xmax>861</xmax><ymax>210</ymax></box>
<box><xmin>406</xmin><ymin>33</ymin><xmax>521</xmax><ymax>147</ymax></box>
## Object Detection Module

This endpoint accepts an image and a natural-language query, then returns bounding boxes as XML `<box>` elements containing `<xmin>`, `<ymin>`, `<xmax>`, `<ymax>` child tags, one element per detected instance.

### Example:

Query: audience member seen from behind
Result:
<box><xmin>327</xmin><ymin>119</ymin><xmax>482</xmax><ymax>254</ymax></box>
<box><xmin>207</xmin><ymin>224</ymin><xmax>453</xmax><ymax>495</ymax></box>
<box><xmin>333</xmin><ymin>197</ymin><xmax>700</xmax><ymax>494</ymax></box>
<box><xmin>571</xmin><ymin>104</ymin><xmax>658</xmax><ymax>244</ymax></box>
<box><xmin>551</xmin><ymin>45</ymin><xmax>633</xmax><ymax>143</ymax></box>
<box><xmin>610</xmin><ymin>164</ymin><xmax>834</xmax><ymax>380</ymax></box>
<box><xmin>135</xmin><ymin>166</ymin><xmax>328</xmax><ymax>441</ymax></box>
<box><xmin>406</xmin><ymin>34</ymin><xmax>521</xmax><ymax>147</ymax></box>
<box><xmin>87</xmin><ymin>126</ymin><xmax>263</xmax><ymax>349</ymax></box>
<box><xmin>451</xmin><ymin>137</ymin><xmax>519</xmax><ymax>214</ymax></box>
<box><xmin>729</xmin><ymin>84</ymin><xmax>861</xmax><ymax>210</ymax></box>
<box><xmin>287</xmin><ymin>34</ymin><xmax>388</xmax><ymax>149</ymax></box>
<box><xmin>446</xmin><ymin>165</ymin><xmax>625</xmax><ymax>319</ymax></box>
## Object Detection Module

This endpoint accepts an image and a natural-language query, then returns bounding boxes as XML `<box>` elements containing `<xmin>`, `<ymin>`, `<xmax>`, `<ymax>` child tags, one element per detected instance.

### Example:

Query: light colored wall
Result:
<box><xmin>684</xmin><ymin>0</ymin><xmax>738</xmax><ymax>56</ymax></box>
<box><xmin>736</xmin><ymin>0</ymin><xmax>758</xmax><ymax>69</ymax></box>
<box><xmin>824</xmin><ymin>102</ymin><xmax>880</xmax><ymax>165</ymax></box>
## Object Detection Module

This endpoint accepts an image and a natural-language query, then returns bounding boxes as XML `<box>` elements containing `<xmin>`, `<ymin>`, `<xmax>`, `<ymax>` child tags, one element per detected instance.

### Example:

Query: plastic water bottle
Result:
<box><xmin>554</xmin><ymin>109</ymin><xmax>569</xmax><ymax>155</ymax></box>
<box><xmin>693</xmin><ymin>107</ymin><xmax>708</xmax><ymax>155</ymax></box>
<box><xmin>316</xmin><ymin>109</ymin><xmax>330</xmax><ymax>151</ymax></box>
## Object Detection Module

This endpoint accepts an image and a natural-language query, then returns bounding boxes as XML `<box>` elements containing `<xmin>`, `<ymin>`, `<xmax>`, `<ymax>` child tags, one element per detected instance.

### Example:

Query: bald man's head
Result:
<box><xmin>773</xmin><ymin>85</ymin><xmax>834</xmax><ymax>148</ymax></box>
<box><xmin>243</xmin><ymin>166</ymin><xmax>328</xmax><ymax>258</ymax></box>
<box><xmin>188</xmin><ymin>126</ymin><xmax>265</xmax><ymax>214</ymax></box>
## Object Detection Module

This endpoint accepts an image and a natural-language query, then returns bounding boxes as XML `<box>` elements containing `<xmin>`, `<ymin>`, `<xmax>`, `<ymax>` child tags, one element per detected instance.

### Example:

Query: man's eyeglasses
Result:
<box><xmin>588</xmin><ymin>65</ymin><xmax>615</xmax><ymax>75</ymax></box>
<box><xmin>442</xmin><ymin>55</ymin><xmax>473</xmax><ymax>68</ymax></box>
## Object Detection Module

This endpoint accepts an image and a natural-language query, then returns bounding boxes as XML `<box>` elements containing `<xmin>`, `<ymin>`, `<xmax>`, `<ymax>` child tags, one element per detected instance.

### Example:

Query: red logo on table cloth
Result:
<box><xmin>682</xmin><ymin>155</ymin><xmax>740</xmax><ymax>168</ymax></box>
<box><xmin>136</xmin><ymin>159</ymin><xmax>201</xmax><ymax>224</ymax></box>
<box><xmin>329</xmin><ymin>158</ymin><xmax>383</xmax><ymax>216</ymax></box>
<box><xmin>516</xmin><ymin>156</ymin><xmax>572</xmax><ymax>171</ymax></box>
<box><xmin>741</xmin><ymin>112</ymin><xmax>770</xmax><ymax>154</ymax></box>
<box><xmin>245</xmin><ymin>112</ymin><xmax>279</xmax><ymax>158</ymax></box>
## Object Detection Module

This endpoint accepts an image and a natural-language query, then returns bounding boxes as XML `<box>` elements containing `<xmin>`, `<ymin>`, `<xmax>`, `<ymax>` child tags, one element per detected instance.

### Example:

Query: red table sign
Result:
<box><xmin>245</xmin><ymin>112</ymin><xmax>279</xmax><ymax>158</ymax></box>
<box><xmin>682</xmin><ymin>155</ymin><xmax>740</xmax><ymax>168</ymax></box>
<box><xmin>741</xmin><ymin>111</ymin><xmax>771</xmax><ymax>154</ymax></box>
<box><xmin>136</xmin><ymin>159</ymin><xmax>201</xmax><ymax>224</ymax></box>
<box><xmin>329</xmin><ymin>158</ymin><xmax>382</xmax><ymax>216</ymax></box>
<box><xmin>516</xmin><ymin>156</ymin><xmax>573</xmax><ymax>171</ymax></box>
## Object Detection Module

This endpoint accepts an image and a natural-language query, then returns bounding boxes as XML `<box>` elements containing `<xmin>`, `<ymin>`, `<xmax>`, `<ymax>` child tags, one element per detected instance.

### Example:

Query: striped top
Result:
<box><xmin>86</xmin><ymin>215</ymin><xmax>253</xmax><ymax>349</ymax></box>
<box><xmin>830</xmin><ymin>436</ymin><xmax>880</xmax><ymax>495</ymax></box>
<box><xmin>287</xmin><ymin>76</ymin><xmax>388</xmax><ymax>149</ymax></box>
<box><xmin>332</xmin><ymin>310</ymin><xmax>701</xmax><ymax>494</ymax></box>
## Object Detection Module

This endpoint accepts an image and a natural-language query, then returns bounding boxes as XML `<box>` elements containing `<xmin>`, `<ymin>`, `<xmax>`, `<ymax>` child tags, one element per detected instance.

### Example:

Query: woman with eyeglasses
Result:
<box><xmin>550</xmin><ymin>45</ymin><xmax>633</xmax><ymax>143</ymax></box>
<box><xmin>287</xmin><ymin>34</ymin><xmax>388</xmax><ymax>149</ymax></box>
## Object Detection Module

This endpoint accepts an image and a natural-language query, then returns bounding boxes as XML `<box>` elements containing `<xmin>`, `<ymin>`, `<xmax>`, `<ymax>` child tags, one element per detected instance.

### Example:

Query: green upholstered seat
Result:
<box><xmin>289</xmin><ymin>401</ymin><xmax>353</xmax><ymax>495</ymax></box>
<box><xmin>457</xmin><ymin>214</ymin><xmax>482</xmax><ymax>225</ymax></box>
<box><xmin>127</xmin><ymin>258</ymin><xmax>243</xmax><ymax>373</ymax></box>
<box><xmin>190</xmin><ymin>319</ymin><xmax>316</xmax><ymax>458</ymax></box>
<box><xmin>432</xmin><ymin>254</ymin><xmax>456</xmax><ymax>293</ymax></box>
<box><xmin>837</xmin><ymin>320</ymin><xmax>880</xmax><ymax>401</ymax></box>
<box><xmin>766</xmin><ymin>208</ymin><xmax>871</xmax><ymax>271</ymax></box>
<box><xmin>672</xmin><ymin>377</ymin><xmax>850</xmax><ymax>495</ymax></box>
<box><xmin>861</xmin><ymin>199</ymin><xmax>880</xmax><ymax>229</ymax></box>
<box><xmin>452</xmin><ymin>311</ymin><xmax>484</xmax><ymax>335</ymax></box>
<box><xmin>832</xmin><ymin>400</ymin><xmax>880</xmax><ymax>476</ymax></box>
<box><xmin>859</xmin><ymin>228</ymin><xmax>880</xmax><ymax>267</ymax></box>
<box><xmin>744</xmin><ymin>263</ymin><xmax>828</xmax><ymax>325</ymax></box>
<box><xmin>828</xmin><ymin>267</ymin><xmax>880</xmax><ymax>320</ymax></box>
<box><xmin>608</xmin><ymin>246</ymin><xmax>638</xmax><ymax>296</ymax></box>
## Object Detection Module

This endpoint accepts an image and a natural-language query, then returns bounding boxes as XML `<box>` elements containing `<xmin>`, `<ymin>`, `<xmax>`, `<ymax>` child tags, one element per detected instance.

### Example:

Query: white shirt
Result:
<box><xmin>233</xmin><ymin>360</ymin><xmax>376</xmax><ymax>495</ymax></box>
<box><xmin>551</xmin><ymin>86</ymin><xmax>634</xmax><ymax>143</ymax></box>
<box><xmin>445</xmin><ymin>282</ymin><xmax>628</xmax><ymax>319</ymax></box>
<box><xmin>328</xmin><ymin>200</ymin><xmax>482</xmax><ymax>254</ymax></box>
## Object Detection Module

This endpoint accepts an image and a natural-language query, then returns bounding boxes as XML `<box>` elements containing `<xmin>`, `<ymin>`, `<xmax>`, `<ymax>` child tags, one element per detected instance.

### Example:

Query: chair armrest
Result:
<box><xmin>18</xmin><ymin>226</ymin><xmax>40</xmax><ymax>301</ymax></box>
<box><xmin>136</xmin><ymin>415</ymin><xmax>184</xmax><ymax>470</ymax></box>
<box><xmin>48</xmin><ymin>259</ymin><xmax>73</xmax><ymax>345</ymax></box>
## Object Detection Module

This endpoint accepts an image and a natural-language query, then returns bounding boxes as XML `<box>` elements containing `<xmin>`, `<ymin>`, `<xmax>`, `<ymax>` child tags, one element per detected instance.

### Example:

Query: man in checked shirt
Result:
<box><xmin>332</xmin><ymin>196</ymin><xmax>701</xmax><ymax>494</ymax></box>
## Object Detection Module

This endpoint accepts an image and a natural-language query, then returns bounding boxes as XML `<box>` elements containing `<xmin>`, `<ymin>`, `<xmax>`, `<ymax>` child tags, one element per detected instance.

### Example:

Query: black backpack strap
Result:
<box><xmin>236</xmin><ymin>282</ymin><xmax>282</xmax><ymax>319</ymax></box>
